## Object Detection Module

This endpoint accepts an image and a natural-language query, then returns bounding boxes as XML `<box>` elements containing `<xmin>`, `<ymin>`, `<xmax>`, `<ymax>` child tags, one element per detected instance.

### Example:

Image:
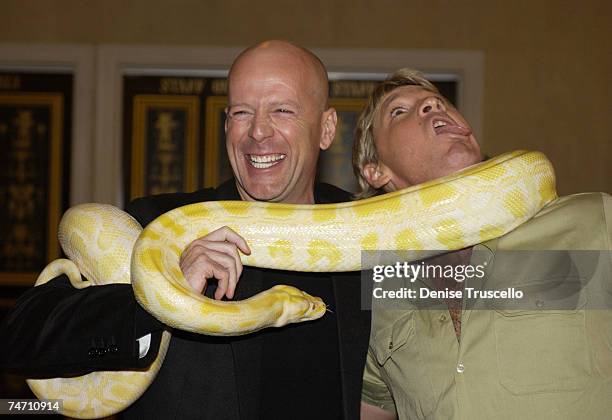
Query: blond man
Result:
<box><xmin>355</xmin><ymin>69</ymin><xmax>612</xmax><ymax>420</ymax></box>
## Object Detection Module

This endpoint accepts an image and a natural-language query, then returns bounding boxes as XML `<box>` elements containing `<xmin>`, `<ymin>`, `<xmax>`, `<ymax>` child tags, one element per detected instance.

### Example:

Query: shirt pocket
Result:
<box><xmin>371</xmin><ymin>312</ymin><xmax>413</xmax><ymax>365</ymax></box>
<box><xmin>371</xmin><ymin>311</ymin><xmax>436</xmax><ymax>418</ymax></box>
<box><xmin>492</xmin><ymin>277</ymin><xmax>591</xmax><ymax>394</ymax></box>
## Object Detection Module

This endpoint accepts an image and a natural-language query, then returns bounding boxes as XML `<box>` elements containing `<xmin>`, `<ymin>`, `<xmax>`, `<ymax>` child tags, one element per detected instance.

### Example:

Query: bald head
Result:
<box><xmin>228</xmin><ymin>40</ymin><xmax>329</xmax><ymax>110</ymax></box>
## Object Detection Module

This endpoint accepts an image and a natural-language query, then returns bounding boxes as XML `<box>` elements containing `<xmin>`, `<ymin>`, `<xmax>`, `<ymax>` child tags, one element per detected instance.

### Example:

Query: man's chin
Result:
<box><xmin>238</xmin><ymin>182</ymin><xmax>286</xmax><ymax>203</ymax></box>
<box><xmin>445</xmin><ymin>142</ymin><xmax>482</xmax><ymax>169</ymax></box>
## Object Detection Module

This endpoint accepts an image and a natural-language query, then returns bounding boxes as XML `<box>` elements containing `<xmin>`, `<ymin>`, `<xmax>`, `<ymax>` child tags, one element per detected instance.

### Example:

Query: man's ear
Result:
<box><xmin>319</xmin><ymin>107</ymin><xmax>337</xmax><ymax>150</ymax></box>
<box><xmin>224</xmin><ymin>107</ymin><xmax>229</xmax><ymax>133</ymax></box>
<box><xmin>362</xmin><ymin>162</ymin><xmax>392</xmax><ymax>189</ymax></box>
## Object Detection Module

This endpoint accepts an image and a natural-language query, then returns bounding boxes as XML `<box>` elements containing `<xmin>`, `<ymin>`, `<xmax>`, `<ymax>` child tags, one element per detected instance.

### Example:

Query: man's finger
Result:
<box><xmin>205</xmin><ymin>226</ymin><xmax>251</xmax><ymax>255</ymax></box>
<box><xmin>203</xmin><ymin>249</ymin><xmax>238</xmax><ymax>299</ymax></box>
<box><xmin>211</xmin><ymin>263</ymin><xmax>231</xmax><ymax>300</ymax></box>
<box><xmin>196</xmin><ymin>240</ymin><xmax>244</xmax><ymax>295</ymax></box>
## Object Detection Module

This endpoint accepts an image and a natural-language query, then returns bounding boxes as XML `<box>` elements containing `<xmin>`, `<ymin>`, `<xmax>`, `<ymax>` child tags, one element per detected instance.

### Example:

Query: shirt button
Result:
<box><xmin>536</xmin><ymin>299</ymin><xmax>545</xmax><ymax>308</ymax></box>
<box><xmin>439</xmin><ymin>314</ymin><xmax>447</xmax><ymax>322</ymax></box>
<box><xmin>456</xmin><ymin>363</ymin><xmax>465</xmax><ymax>373</ymax></box>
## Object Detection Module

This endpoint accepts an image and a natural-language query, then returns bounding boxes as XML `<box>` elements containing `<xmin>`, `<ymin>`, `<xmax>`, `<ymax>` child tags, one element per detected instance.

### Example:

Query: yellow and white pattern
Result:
<box><xmin>28</xmin><ymin>206</ymin><xmax>172</xmax><ymax>419</ymax></box>
<box><xmin>28</xmin><ymin>150</ymin><xmax>556</xmax><ymax>418</ymax></box>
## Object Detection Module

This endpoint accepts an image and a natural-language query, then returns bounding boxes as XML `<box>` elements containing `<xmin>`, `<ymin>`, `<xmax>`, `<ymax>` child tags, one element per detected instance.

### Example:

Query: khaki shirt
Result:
<box><xmin>362</xmin><ymin>193</ymin><xmax>612</xmax><ymax>419</ymax></box>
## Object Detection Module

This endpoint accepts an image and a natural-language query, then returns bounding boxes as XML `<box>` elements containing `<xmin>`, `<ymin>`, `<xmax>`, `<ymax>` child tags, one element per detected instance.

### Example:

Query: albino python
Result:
<box><xmin>28</xmin><ymin>150</ymin><xmax>556</xmax><ymax>418</ymax></box>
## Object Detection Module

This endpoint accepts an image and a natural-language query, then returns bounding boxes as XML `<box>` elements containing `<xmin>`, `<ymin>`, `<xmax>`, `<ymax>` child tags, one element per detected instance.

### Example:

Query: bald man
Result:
<box><xmin>0</xmin><ymin>41</ymin><xmax>370</xmax><ymax>419</ymax></box>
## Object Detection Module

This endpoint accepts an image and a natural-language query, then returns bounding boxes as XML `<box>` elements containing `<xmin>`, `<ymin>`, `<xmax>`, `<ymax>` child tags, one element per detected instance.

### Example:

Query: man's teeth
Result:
<box><xmin>433</xmin><ymin>120</ymin><xmax>447</xmax><ymax>128</ymax></box>
<box><xmin>248</xmin><ymin>154</ymin><xmax>286</xmax><ymax>168</ymax></box>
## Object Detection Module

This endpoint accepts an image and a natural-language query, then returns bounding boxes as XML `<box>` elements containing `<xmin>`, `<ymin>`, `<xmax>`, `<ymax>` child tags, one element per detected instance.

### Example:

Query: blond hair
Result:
<box><xmin>352</xmin><ymin>68</ymin><xmax>440</xmax><ymax>199</ymax></box>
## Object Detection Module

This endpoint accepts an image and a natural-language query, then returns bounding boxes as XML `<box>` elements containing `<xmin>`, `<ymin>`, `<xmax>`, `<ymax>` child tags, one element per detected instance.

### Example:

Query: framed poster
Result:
<box><xmin>130</xmin><ymin>95</ymin><xmax>199</xmax><ymax>198</ymax></box>
<box><xmin>0</xmin><ymin>72</ymin><xmax>71</xmax><ymax>286</ymax></box>
<box><xmin>123</xmin><ymin>75</ymin><xmax>228</xmax><ymax>202</ymax></box>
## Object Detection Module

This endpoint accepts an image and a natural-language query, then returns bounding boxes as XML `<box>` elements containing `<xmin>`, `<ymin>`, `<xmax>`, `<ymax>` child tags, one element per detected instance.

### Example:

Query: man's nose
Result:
<box><xmin>248</xmin><ymin>112</ymin><xmax>274</xmax><ymax>142</ymax></box>
<box><xmin>419</xmin><ymin>96</ymin><xmax>446</xmax><ymax>116</ymax></box>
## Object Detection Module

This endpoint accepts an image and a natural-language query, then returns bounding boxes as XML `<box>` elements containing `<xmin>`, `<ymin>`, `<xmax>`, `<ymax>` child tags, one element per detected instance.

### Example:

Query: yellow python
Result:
<box><xmin>28</xmin><ymin>150</ymin><xmax>556</xmax><ymax>418</ymax></box>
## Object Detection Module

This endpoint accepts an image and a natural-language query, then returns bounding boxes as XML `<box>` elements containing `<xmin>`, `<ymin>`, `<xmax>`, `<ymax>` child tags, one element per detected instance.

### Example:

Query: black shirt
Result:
<box><xmin>259</xmin><ymin>269</ymin><xmax>341</xmax><ymax>418</ymax></box>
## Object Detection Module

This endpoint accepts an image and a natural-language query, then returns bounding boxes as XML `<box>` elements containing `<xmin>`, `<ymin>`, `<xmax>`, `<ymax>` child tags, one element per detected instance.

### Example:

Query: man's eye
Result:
<box><xmin>230</xmin><ymin>110</ymin><xmax>250</xmax><ymax>118</ymax></box>
<box><xmin>390</xmin><ymin>107</ymin><xmax>407</xmax><ymax>118</ymax></box>
<box><xmin>276</xmin><ymin>108</ymin><xmax>294</xmax><ymax>114</ymax></box>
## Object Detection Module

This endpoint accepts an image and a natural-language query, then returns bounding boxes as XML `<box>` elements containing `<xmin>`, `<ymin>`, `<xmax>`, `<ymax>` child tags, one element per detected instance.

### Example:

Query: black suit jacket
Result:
<box><xmin>0</xmin><ymin>181</ymin><xmax>370</xmax><ymax>419</ymax></box>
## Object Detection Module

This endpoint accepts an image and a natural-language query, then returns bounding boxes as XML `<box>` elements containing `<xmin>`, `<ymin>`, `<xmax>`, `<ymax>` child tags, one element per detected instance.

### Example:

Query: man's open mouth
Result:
<box><xmin>247</xmin><ymin>153</ymin><xmax>286</xmax><ymax>169</ymax></box>
<box><xmin>432</xmin><ymin>117</ymin><xmax>471</xmax><ymax>136</ymax></box>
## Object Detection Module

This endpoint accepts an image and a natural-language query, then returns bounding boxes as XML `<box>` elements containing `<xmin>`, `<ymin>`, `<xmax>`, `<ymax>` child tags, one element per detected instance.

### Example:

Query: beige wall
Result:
<box><xmin>1</xmin><ymin>0</ymin><xmax>610</xmax><ymax>195</ymax></box>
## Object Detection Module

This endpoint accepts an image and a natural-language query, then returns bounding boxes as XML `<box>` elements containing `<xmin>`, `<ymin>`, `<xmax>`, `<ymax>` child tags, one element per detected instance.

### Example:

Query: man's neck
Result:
<box><xmin>235</xmin><ymin>182</ymin><xmax>316</xmax><ymax>204</ymax></box>
<box><xmin>429</xmin><ymin>247</ymin><xmax>473</xmax><ymax>340</ymax></box>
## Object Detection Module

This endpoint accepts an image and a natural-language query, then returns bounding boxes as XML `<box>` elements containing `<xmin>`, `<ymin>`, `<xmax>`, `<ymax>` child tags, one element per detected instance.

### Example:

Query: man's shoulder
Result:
<box><xmin>498</xmin><ymin>192</ymin><xmax>611</xmax><ymax>250</ymax></box>
<box><xmin>538</xmin><ymin>192</ymin><xmax>610</xmax><ymax>218</ymax></box>
<box><xmin>127</xmin><ymin>181</ymin><xmax>353</xmax><ymax>225</ymax></box>
<box><xmin>126</xmin><ymin>187</ymin><xmax>218</xmax><ymax>227</ymax></box>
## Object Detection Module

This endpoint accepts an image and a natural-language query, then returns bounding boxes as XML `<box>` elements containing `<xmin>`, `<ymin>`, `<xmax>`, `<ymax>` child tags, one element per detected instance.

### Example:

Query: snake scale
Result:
<box><xmin>27</xmin><ymin>150</ymin><xmax>556</xmax><ymax>418</ymax></box>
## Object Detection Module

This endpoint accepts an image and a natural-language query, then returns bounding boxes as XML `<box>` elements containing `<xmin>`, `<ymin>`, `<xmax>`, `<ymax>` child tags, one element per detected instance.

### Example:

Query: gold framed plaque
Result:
<box><xmin>130</xmin><ymin>95</ymin><xmax>199</xmax><ymax>199</ymax></box>
<box><xmin>0</xmin><ymin>93</ymin><xmax>64</xmax><ymax>286</ymax></box>
<box><xmin>203</xmin><ymin>96</ymin><xmax>229</xmax><ymax>188</ymax></box>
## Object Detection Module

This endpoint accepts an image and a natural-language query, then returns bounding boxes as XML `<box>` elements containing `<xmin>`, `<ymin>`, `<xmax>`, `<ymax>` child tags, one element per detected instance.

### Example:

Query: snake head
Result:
<box><xmin>269</xmin><ymin>285</ymin><xmax>326</xmax><ymax>325</ymax></box>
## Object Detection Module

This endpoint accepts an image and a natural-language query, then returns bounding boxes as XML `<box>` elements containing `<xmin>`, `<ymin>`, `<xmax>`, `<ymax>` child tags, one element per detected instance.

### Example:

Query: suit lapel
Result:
<box><xmin>333</xmin><ymin>272</ymin><xmax>371</xmax><ymax>419</ymax></box>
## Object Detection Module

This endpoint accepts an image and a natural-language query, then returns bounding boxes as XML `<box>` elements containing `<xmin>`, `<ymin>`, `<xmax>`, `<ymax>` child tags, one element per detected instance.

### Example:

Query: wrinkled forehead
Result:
<box><xmin>229</xmin><ymin>60</ymin><xmax>302</xmax><ymax>94</ymax></box>
<box><xmin>228</xmin><ymin>48</ymin><xmax>326</xmax><ymax>106</ymax></box>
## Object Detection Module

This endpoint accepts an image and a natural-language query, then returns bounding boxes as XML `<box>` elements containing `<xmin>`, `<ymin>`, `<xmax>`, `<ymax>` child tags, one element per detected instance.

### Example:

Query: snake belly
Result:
<box><xmin>28</xmin><ymin>150</ymin><xmax>556</xmax><ymax>418</ymax></box>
